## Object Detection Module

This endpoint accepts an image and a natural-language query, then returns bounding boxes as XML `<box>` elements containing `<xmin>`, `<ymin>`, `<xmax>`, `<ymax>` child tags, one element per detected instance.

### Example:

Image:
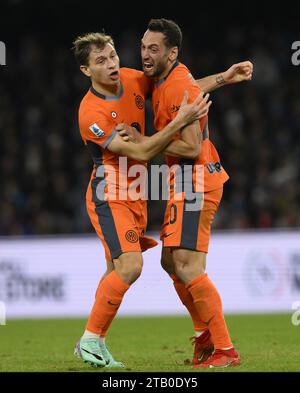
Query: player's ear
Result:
<box><xmin>80</xmin><ymin>65</ymin><xmax>91</xmax><ymax>78</ymax></box>
<box><xmin>169</xmin><ymin>47</ymin><xmax>178</xmax><ymax>62</ymax></box>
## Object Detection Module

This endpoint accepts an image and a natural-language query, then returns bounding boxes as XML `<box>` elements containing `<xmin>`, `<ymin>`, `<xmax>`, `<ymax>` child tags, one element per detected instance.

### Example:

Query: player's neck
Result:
<box><xmin>91</xmin><ymin>80</ymin><xmax>121</xmax><ymax>97</ymax></box>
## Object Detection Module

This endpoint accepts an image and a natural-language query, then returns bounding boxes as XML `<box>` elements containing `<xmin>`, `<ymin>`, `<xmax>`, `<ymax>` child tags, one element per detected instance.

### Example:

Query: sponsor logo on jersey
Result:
<box><xmin>170</xmin><ymin>104</ymin><xmax>180</xmax><ymax>113</ymax></box>
<box><xmin>111</xmin><ymin>111</ymin><xmax>117</xmax><ymax>119</ymax></box>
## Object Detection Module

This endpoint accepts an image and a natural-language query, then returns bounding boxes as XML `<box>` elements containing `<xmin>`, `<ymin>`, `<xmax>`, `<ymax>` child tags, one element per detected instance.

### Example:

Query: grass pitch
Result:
<box><xmin>0</xmin><ymin>314</ymin><xmax>299</xmax><ymax>372</ymax></box>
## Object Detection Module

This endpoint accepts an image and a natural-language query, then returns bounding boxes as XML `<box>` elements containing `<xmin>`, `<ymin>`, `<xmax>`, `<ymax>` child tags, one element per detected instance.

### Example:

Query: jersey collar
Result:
<box><xmin>155</xmin><ymin>60</ymin><xmax>179</xmax><ymax>87</ymax></box>
<box><xmin>90</xmin><ymin>83</ymin><xmax>124</xmax><ymax>100</ymax></box>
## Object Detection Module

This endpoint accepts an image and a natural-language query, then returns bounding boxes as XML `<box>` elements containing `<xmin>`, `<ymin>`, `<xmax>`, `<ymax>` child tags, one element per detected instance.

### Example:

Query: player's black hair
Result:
<box><xmin>147</xmin><ymin>18</ymin><xmax>182</xmax><ymax>51</ymax></box>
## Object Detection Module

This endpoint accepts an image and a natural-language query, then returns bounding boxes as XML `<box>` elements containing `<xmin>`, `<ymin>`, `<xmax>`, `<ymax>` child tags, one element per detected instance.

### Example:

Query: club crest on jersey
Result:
<box><xmin>89</xmin><ymin>123</ymin><xmax>105</xmax><ymax>138</ymax></box>
<box><xmin>111</xmin><ymin>111</ymin><xmax>117</xmax><ymax>119</ymax></box>
<box><xmin>135</xmin><ymin>94</ymin><xmax>144</xmax><ymax>110</ymax></box>
<box><xmin>125</xmin><ymin>230</ymin><xmax>138</xmax><ymax>243</ymax></box>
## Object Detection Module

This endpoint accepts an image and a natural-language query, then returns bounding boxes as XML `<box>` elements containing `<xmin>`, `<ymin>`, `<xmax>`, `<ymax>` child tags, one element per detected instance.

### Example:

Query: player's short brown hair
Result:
<box><xmin>72</xmin><ymin>32</ymin><xmax>114</xmax><ymax>66</ymax></box>
<box><xmin>147</xmin><ymin>19</ymin><xmax>182</xmax><ymax>51</ymax></box>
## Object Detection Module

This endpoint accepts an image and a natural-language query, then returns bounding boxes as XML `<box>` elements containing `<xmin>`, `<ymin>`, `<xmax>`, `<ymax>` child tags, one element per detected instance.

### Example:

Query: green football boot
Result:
<box><xmin>99</xmin><ymin>341</ymin><xmax>125</xmax><ymax>368</ymax></box>
<box><xmin>74</xmin><ymin>338</ymin><xmax>106</xmax><ymax>367</ymax></box>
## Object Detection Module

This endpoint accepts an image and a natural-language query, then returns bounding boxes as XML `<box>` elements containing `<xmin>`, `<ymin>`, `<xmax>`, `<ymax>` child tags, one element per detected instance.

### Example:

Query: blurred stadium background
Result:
<box><xmin>0</xmin><ymin>0</ymin><xmax>300</xmax><ymax>371</ymax></box>
<box><xmin>1</xmin><ymin>1</ymin><xmax>300</xmax><ymax>235</ymax></box>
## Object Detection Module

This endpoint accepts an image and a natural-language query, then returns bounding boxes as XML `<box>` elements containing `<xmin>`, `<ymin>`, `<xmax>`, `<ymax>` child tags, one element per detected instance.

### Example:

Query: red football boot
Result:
<box><xmin>190</xmin><ymin>330</ymin><xmax>214</xmax><ymax>365</ymax></box>
<box><xmin>194</xmin><ymin>347</ymin><xmax>240</xmax><ymax>368</ymax></box>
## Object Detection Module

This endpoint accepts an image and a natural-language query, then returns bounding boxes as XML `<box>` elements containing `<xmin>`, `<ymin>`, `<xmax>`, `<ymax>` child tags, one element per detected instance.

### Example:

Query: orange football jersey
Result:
<box><xmin>152</xmin><ymin>61</ymin><xmax>229</xmax><ymax>192</ymax></box>
<box><xmin>79</xmin><ymin>68</ymin><xmax>152</xmax><ymax>201</ymax></box>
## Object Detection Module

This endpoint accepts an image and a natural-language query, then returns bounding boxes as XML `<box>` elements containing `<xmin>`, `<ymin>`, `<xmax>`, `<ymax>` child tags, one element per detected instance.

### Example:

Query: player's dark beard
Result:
<box><xmin>150</xmin><ymin>61</ymin><xmax>167</xmax><ymax>78</ymax></box>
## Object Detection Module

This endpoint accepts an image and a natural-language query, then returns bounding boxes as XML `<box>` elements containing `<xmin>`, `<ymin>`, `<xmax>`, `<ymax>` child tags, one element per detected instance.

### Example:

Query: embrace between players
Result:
<box><xmin>73</xmin><ymin>19</ymin><xmax>253</xmax><ymax>369</ymax></box>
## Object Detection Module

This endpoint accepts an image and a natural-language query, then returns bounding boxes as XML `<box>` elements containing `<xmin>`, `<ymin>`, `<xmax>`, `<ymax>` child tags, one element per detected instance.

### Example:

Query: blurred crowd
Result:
<box><xmin>1</xmin><ymin>16</ymin><xmax>300</xmax><ymax>235</ymax></box>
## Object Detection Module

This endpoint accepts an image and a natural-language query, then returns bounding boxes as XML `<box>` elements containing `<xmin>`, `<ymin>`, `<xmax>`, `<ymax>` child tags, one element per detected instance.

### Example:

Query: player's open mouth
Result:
<box><xmin>143</xmin><ymin>63</ymin><xmax>153</xmax><ymax>72</ymax></box>
<box><xmin>109</xmin><ymin>71</ymin><xmax>119</xmax><ymax>80</ymax></box>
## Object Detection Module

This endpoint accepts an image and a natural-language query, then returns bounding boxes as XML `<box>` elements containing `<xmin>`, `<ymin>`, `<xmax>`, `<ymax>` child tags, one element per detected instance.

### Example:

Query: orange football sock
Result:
<box><xmin>95</xmin><ymin>275</ymin><xmax>105</xmax><ymax>298</ymax></box>
<box><xmin>86</xmin><ymin>271</ymin><xmax>130</xmax><ymax>335</ymax></box>
<box><xmin>96</xmin><ymin>275</ymin><xmax>112</xmax><ymax>337</ymax></box>
<box><xmin>186</xmin><ymin>273</ymin><xmax>232</xmax><ymax>349</ymax></box>
<box><xmin>170</xmin><ymin>274</ymin><xmax>208</xmax><ymax>332</ymax></box>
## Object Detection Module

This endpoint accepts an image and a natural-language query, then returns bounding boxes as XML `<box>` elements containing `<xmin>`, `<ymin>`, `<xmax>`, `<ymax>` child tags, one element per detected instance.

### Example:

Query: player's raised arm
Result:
<box><xmin>107</xmin><ymin>91</ymin><xmax>209</xmax><ymax>161</ymax></box>
<box><xmin>196</xmin><ymin>61</ymin><xmax>253</xmax><ymax>93</ymax></box>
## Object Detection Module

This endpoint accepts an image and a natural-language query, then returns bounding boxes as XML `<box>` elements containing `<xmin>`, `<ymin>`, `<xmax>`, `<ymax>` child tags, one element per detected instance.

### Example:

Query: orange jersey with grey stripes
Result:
<box><xmin>152</xmin><ymin>61</ymin><xmax>229</xmax><ymax>192</ymax></box>
<box><xmin>79</xmin><ymin>67</ymin><xmax>152</xmax><ymax>201</ymax></box>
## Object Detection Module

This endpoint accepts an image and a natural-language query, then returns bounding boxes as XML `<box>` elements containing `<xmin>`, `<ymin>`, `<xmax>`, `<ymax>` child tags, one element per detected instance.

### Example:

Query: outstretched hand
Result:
<box><xmin>178</xmin><ymin>90</ymin><xmax>212</xmax><ymax>125</ymax></box>
<box><xmin>223</xmin><ymin>61</ymin><xmax>253</xmax><ymax>84</ymax></box>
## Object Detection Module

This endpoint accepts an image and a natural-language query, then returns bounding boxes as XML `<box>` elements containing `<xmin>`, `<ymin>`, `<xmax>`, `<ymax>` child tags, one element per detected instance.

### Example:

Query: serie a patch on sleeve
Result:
<box><xmin>89</xmin><ymin>123</ymin><xmax>106</xmax><ymax>138</ymax></box>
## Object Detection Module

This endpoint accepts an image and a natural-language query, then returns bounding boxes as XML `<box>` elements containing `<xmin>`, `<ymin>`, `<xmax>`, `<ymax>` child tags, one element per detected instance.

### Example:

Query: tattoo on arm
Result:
<box><xmin>216</xmin><ymin>74</ymin><xmax>225</xmax><ymax>85</ymax></box>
